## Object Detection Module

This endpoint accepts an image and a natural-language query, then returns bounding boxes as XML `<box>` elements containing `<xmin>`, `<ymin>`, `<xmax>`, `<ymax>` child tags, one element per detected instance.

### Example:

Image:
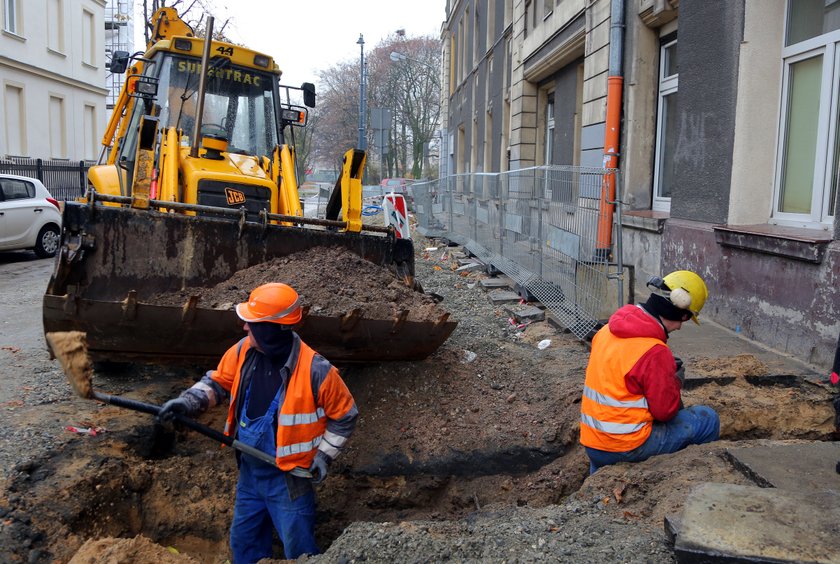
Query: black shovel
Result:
<box><xmin>46</xmin><ymin>331</ymin><xmax>312</xmax><ymax>477</ymax></box>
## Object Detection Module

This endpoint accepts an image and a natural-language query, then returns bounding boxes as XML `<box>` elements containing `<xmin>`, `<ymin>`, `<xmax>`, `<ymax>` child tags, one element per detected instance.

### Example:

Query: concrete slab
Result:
<box><xmin>675</xmin><ymin>482</ymin><xmax>840</xmax><ymax>563</ymax></box>
<box><xmin>514</xmin><ymin>283</ymin><xmax>537</xmax><ymax>302</ymax></box>
<box><xmin>488</xmin><ymin>290</ymin><xmax>522</xmax><ymax>305</ymax></box>
<box><xmin>457</xmin><ymin>258</ymin><xmax>478</xmax><ymax>266</ymax></box>
<box><xmin>479</xmin><ymin>278</ymin><xmax>512</xmax><ymax>290</ymax></box>
<box><xmin>455</xmin><ymin>262</ymin><xmax>483</xmax><ymax>273</ymax></box>
<box><xmin>503</xmin><ymin>304</ymin><xmax>545</xmax><ymax>323</ymax></box>
<box><xmin>725</xmin><ymin>442</ymin><xmax>840</xmax><ymax>491</ymax></box>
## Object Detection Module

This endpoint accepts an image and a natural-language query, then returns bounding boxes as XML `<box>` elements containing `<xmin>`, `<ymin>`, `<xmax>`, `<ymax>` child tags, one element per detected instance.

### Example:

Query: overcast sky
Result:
<box><xmin>134</xmin><ymin>0</ymin><xmax>446</xmax><ymax>88</ymax></box>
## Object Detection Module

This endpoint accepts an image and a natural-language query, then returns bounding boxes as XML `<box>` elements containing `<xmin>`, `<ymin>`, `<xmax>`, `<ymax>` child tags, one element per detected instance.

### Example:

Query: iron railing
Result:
<box><xmin>412</xmin><ymin>166</ymin><xmax>626</xmax><ymax>340</ymax></box>
<box><xmin>0</xmin><ymin>157</ymin><xmax>94</xmax><ymax>201</ymax></box>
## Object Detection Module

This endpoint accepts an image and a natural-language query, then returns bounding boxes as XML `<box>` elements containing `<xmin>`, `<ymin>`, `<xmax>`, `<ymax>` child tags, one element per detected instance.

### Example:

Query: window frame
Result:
<box><xmin>544</xmin><ymin>92</ymin><xmax>555</xmax><ymax>165</ymax></box>
<box><xmin>3</xmin><ymin>0</ymin><xmax>17</xmax><ymax>34</ymax></box>
<box><xmin>651</xmin><ymin>36</ymin><xmax>678</xmax><ymax>212</ymax></box>
<box><xmin>772</xmin><ymin>21</ymin><xmax>840</xmax><ymax>227</ymax></box>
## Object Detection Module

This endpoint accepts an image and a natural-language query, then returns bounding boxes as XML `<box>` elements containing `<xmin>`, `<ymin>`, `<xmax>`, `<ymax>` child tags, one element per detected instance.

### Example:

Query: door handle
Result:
<box><xmin>33</xmin><ymin>208</ymin><xmax>43</xmax><ymax>212</ymax></box>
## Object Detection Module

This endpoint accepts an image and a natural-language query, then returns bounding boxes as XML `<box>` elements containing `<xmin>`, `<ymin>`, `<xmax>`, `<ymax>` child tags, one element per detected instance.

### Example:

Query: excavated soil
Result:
<box><xmin>0</xmin><ymin>233</ymin><xmax>836</xmax><ymax>563</ymax></box>
<box><xmin>155</xmin><ymin>245</ymin><xmax>444</xmax><ymax>323</ymax></box>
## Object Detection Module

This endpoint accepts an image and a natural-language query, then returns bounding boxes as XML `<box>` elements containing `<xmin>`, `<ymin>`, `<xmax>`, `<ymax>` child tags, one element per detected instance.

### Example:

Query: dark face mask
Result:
<box><xmin>247</xmin><ymin>321</ymin><xmax>294</xmax><ymax>362</ymax></box>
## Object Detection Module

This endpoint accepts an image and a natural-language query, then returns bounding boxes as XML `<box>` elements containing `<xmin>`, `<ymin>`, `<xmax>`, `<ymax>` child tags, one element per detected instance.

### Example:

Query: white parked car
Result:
<box><xmin>0</xmin><ymin>174</ymin><xmax>62</xmax><ymax>258</ymax></box>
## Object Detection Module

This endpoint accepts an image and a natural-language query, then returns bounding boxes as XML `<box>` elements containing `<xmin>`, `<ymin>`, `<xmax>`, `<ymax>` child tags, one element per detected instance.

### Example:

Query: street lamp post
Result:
<box><xmin>357</xmin><ymin>34</ymin><xmax>367</xmax><ymax>151</ymax></box>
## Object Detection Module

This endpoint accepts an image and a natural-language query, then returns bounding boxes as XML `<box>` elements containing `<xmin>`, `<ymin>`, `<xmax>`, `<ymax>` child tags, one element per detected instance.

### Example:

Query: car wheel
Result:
<box><xmin>34</xmin><ymin>224</ymin><xmax>60</xmax><ymax>258</ymax></box>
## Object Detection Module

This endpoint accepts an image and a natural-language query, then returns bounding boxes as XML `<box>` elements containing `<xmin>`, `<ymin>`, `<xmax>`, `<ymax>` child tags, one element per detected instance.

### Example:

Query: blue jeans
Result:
<box><xmin>585</xmin><ymin>405</ymin><xmax>720</xmax><ymax>474</ymax></box>
<box><xmin>230</xmin><ymin>456</ymin><xmax>319</xmax><ymax>563</ymax></box>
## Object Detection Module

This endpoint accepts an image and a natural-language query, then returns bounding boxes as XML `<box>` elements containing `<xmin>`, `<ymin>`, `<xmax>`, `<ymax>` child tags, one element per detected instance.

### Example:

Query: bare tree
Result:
<box><xmin>143</xmin><ymin>0</ymin><xmax>234</xmax><ymax>46</ymax></box>
<box><xmin>380</xmin><ymin>36</ymin><xmax>441</xmax><ymax>180</ymax></box>
<box><xmin>316</xmin><ymin>34</ymin><xmax>441</xmax><ymax>182</ymax></box>
<box><xmin>315</xmin><ymin>60</ymin><xmax>365</xmax><ymax>173</ymax></box>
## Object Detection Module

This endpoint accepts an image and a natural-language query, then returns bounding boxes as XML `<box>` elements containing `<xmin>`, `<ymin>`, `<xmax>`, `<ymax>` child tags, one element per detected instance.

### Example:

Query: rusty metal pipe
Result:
<box><xmin>189</xmin><ymin>16</ymin><xmax>214</xmax><ymax>159</ymax></box>
<box><xmin>86</xmin><ymin>192</ymin><xmax>392</xmax><ymax>234</ymax></box>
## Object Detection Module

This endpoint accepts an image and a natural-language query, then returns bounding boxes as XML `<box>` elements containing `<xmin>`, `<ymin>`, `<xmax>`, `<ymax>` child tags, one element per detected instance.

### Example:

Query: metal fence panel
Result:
<box><xmin>414</xmin><ymin>166</ymin><xmax>624</xmax><ymax>340</ymax></box>
<box><xmin>0</xmin><ymin>157</ymin><xmax>94</xmax><ymax>201</ymax></box>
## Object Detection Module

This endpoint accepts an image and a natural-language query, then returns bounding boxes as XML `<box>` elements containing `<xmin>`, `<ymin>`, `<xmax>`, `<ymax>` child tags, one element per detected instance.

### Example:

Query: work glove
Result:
<box><xmin>674</xmin><ymin>357</ymin><xmax>686</xmax><ymax>386</ymax></box>
<box><xmin>157</xmin><ymin>393</ymin><xmax>200</xmax><ymax>425</ymax></box>
<box><xmin>308</xmin><ymin>451</ymin><xmax>331</xmax><ymax>484</ymax></box>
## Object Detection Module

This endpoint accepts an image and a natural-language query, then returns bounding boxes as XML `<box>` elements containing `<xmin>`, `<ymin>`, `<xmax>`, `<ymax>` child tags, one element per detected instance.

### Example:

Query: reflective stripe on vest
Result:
<box><xmin>277</xmin><ymin>434</ymin><xmax>322</xmax><ymax>458</ymax></box>
<box><xmin>279</xmin><ymin>408</ymin><xmax>326</xmax><ymax>426</ymax></box>
<box><xmin>580</xmin><ymin>412</ymin><xmax>648</xmax><ymax>435</ymax></box>
<box><xmin>582</xmin><ymin>385</ymin><xmax>649</xmax><ymax>410</ymax></box>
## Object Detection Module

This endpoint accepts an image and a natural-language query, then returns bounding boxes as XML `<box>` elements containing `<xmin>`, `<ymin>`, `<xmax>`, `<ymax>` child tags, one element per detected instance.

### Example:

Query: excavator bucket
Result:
<box><xmin>43</xmin><ymin>201</ymin><xmax>457</xmax><ymax>366</ymax></box>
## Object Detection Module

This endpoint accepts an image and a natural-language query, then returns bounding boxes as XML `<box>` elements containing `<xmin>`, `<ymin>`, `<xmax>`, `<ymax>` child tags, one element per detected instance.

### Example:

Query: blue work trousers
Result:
<box><xmin>585</xmin><ymin>405</ymin><xmax>720</xmax><ymax>474</ymax></box>
<box><xmin>230</xmin><ymin>381</ymin><xmax>319</xmax><ymax>563</ymax></box>
<box><xmin>230</xmin><ymin>456</ymin><xmax>318</xmax><ymax>563</ymax></box>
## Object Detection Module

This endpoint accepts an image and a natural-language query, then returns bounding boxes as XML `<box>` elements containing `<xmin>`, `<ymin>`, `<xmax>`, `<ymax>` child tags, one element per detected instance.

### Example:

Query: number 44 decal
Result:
<box><xmin>216</xmin><ymin>46</ymin><xmax>234</xmax><ymax>56</ymax></box>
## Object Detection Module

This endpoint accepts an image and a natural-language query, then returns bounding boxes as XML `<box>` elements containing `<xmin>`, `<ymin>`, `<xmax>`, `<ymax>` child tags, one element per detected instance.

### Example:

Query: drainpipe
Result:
<box><xmin>595</xmin><ymin>0</ymin><xmax>625</xmax><ymax>261</ymax></box>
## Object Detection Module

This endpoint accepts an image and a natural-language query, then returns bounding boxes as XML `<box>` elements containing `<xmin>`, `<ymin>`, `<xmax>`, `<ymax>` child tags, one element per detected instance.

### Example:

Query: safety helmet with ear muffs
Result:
<box><xmin>662</xmin><ymin>270</ymin><xmax>708</xmax><ymax>324</ymax></box>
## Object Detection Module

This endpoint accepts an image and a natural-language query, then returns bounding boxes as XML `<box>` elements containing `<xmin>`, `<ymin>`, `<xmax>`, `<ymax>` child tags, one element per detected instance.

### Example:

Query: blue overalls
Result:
<box><xmin>229</xmin><ymin>380</ymin><xmax>319</xmax><ymax>563</ymax></box>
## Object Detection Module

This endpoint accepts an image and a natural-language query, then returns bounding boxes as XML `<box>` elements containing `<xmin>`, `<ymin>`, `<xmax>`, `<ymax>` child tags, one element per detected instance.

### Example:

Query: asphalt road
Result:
<box><xmin>0</xmin><ymin>252</ymin><xmax>53</xmax><ymax>351</ymax></box>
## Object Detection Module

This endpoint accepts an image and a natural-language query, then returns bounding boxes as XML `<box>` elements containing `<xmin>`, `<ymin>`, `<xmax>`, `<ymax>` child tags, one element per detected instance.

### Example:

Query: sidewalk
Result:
<box><xmin>666</xmin><ymin>316</ymin><xmax>827</xmax><ymax>386</ymax></box>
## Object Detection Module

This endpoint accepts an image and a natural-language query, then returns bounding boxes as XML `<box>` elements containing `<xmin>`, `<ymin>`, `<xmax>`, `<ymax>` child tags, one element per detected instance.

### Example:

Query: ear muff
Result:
<box><xmin>669</xmin><ymin>287</ymin><xmax>692</xmax><ymax>310</ymax></box>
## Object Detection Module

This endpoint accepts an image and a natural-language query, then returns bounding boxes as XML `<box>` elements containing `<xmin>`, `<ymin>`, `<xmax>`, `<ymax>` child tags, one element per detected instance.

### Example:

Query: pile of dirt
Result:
<box><xmin>68</xmin><ymin>535</ymin><xmax>199</xmax><ymax>564</ymax></box>
<box><xmin>155</xmin><ymin>245</ymin><xmax>445</xmax><ymax>322</ymax></box>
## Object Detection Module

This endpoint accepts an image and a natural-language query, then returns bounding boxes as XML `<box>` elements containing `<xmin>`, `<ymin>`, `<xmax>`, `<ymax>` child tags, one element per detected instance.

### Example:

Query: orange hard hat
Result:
<box><xmin>236</xmin><ymin>283</ymin><xmax>302</xmax><ymax>325</ymax></box>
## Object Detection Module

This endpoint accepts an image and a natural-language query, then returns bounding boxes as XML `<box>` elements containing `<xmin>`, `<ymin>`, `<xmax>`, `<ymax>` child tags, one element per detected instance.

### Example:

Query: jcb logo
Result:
<box><xmin>225</xmin><ymin>188</ymin><xmax>246</xmax><ymax>205</ymax></box>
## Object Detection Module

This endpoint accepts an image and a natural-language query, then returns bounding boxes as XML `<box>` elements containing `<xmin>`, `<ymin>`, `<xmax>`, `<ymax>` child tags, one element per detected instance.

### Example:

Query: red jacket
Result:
<box><xmin>603</xmin><ymin>304</ymin><xmax>682</xmax><ymax>422</ymax></box>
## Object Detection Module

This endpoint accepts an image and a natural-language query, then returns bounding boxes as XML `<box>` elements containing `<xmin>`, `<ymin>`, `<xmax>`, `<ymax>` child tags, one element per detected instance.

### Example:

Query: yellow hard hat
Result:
<box><xmin>662</xmin><ymin>270</ymin><xmax>708</xmax><ymax>324</ymax></box>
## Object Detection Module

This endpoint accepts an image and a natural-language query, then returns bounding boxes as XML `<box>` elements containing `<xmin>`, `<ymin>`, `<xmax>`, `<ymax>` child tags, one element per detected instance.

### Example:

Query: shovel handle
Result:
<box><xmin>91</xmin><ymin>391</ymin><xmax>279</xmax><ymax>469</ymax></box>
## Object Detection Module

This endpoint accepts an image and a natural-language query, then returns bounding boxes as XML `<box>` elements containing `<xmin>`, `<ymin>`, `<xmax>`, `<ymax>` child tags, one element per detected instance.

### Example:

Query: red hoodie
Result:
<box><xmin>605</xmin><ymin>304</ymin><xmax>682</xmax><ymax>422</ymax></box>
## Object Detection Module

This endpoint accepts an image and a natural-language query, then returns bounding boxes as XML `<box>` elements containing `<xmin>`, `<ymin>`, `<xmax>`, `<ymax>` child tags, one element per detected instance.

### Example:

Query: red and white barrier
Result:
<box><xmin>382</xmin><ymin>192</ymin><xmax>411</xmax><ymax>239</ymax></box>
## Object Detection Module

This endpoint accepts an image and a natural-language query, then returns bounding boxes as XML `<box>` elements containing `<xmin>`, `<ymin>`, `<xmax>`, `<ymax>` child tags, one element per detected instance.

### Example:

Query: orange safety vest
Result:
<box><xmin>217</xmin><ymin>337</ymin><xmax>354</xmax><ymax>471</ymax></box>
<box><xmin>579</xmin><ymin>325</ymin><xmax>664</xmax><ymax>452</ymax></box>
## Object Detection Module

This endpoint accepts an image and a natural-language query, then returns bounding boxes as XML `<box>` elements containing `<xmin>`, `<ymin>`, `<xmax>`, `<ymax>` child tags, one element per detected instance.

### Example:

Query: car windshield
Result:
<box><xmin>119</xmin><ymin>53</ymin><xmax>279</xmax><ymax>161</ymax></box>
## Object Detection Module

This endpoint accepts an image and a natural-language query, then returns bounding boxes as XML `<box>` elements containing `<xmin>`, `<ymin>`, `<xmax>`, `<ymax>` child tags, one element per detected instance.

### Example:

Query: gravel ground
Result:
<box><xmin>309</xmin><ymin>499</ymin><xmax>674</xmax><ymax>564</ymax></box>
<box><xmin>3</xmin><ymin>236</ymin><xmax>830</xmax><ymax>564</ymax></box>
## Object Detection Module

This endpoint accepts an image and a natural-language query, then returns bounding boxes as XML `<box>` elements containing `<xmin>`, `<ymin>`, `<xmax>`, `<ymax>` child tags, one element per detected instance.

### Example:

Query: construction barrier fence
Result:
<box><xmin>412</xmin><ymin>166</ymin><xmax>626</xmax><ymax>340</ymax></box>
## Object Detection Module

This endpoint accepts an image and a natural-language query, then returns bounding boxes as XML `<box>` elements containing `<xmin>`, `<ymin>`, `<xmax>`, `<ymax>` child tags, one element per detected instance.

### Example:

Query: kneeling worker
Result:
<box><xmin>580</xmin><ymin>270</ymin><xmax>719</xmax><ymax>474</ymax></box>
<box><xmin>158</xmin><ymin>283</ymin><xmax>358</xmax><ymax>562</ymax></box>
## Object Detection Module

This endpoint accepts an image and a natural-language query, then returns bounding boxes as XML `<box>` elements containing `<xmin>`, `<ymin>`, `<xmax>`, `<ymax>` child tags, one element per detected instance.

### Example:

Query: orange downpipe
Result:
<box><xmin>595</xmin><ymin>76</ymin><xmax>623</xmax><ymax>258</ymax></box>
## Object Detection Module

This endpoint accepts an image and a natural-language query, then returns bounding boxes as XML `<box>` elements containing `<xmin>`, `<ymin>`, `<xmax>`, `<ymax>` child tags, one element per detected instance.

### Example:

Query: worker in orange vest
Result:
<box><xmin>158</xmin><ymin>283</ymin><xmax>358</xmax><ymax>562</ymax></box>
<box><xmin>580</xmin><ymin>270</ymin><xmax>719</xmax><ymax>474</ymax></box>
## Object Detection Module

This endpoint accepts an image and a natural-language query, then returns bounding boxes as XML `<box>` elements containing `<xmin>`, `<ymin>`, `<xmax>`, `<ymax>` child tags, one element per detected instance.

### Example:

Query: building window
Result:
<box><xmin>474</xmin><ymin>6</ymin><xmax>481</xmax><ymax>64</ymax></box>
<box><xmin>545</xmin><ymin>94</ymin><xmax>555</xmax><ymax>165</ymax></box>
<box><xmin>652</xmin><ymin>36</ymin><xmax>678</xmax><ymax>212</ymax></box>
<box><xmin>524</xmin><ymin>0</ymin><xmax>531</xmax><ymax>38</ymax></box>
<box><xmin>4</xmin><ymin>84</ymin><xmax>26</xmax><ymax>156</ymax></box>
<box><xmin>49</xmin><ymin>95</ymin><xmax>66</xmax><ymax>159</ymax></box>
<box><xmin>47</xmin><ymin>0</ymin><xmax>64</xmax><ymax>52</ymax></box>
<box><xmin>3</xmin><ymin>0</ymin><xmax>18</xmax><ymax>33</ymax></box>
<box><xmin>774</xmin><ymin>0</ymin><xmax>840</xmax><ymax>226</ymax></box>
<box><xmin>84</xmin><ymin>104</ymin><xmax>97</xmax><ymax>160</ymax></box>
<box><xmin>486</xmin><ymin>0</ymin><xmax>495</xmax><ymax>55</ymax></box>
<box><xmin>82</xmin><ymin>9</ymin><xmax>95</xmax><ymax>66</ymax></box>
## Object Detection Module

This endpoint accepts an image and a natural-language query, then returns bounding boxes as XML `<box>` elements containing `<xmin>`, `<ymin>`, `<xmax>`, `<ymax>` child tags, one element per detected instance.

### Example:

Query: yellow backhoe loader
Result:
<box><xmin>42</xmin><ymin>8</ymin><xmax>455</xmax><ymax>365</ymax></box>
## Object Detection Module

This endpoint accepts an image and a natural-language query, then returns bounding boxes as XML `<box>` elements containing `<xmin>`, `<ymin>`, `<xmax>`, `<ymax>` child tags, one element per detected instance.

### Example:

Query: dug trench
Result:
<box><xmin>0</xmin><ymin>239</ymin><xmax>836</xmax><ymax>563</ymax></box>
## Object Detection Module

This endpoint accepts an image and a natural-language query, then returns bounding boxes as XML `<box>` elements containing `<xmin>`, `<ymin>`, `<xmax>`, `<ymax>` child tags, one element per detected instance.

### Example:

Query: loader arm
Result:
<box><xmin>325</xmin><ymin>148</ymin><xmax>365</xmax><ymax>233</ymax></box>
